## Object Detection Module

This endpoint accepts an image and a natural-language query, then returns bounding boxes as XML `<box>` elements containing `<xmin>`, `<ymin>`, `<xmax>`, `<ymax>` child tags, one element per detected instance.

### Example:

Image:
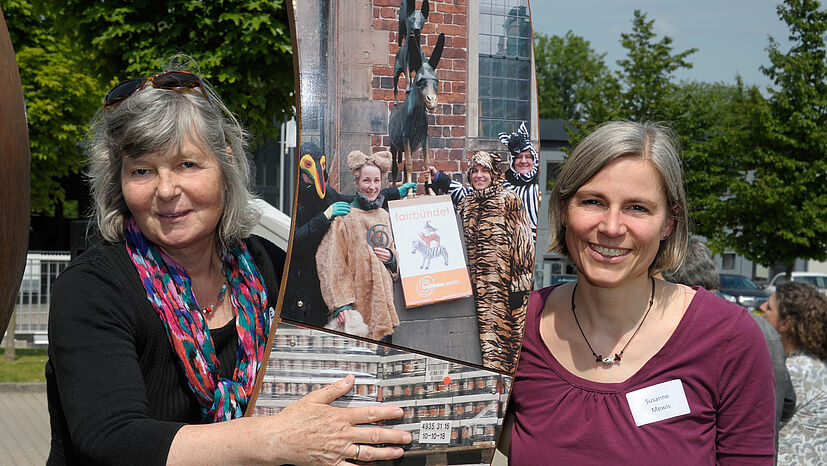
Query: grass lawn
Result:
<box><xmin>0</xmin><ymin>348</ymin><xmax>47</xmax><ymax>383</ymax></box>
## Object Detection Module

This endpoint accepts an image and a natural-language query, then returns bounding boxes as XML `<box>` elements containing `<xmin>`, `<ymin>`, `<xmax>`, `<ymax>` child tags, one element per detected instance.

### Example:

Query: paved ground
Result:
<box><xmin>0</xmin><ymin>384</ymin><xmax>49</xmax><ymax>465</ymax></box>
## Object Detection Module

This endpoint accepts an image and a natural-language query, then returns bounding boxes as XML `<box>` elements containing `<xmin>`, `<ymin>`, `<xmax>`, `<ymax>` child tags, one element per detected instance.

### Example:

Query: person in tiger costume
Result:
<box><xmin>459</xmin><ymin>151</ymin><xmax>534</xmax><ymax>374</ymax></box>
<box><xmin>427</xmin><ymin>121</ymin><xmax>539</xmax><ymax>239</ymax></box>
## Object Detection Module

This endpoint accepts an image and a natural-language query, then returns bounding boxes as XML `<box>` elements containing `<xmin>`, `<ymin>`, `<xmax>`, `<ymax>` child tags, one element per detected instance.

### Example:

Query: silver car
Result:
<box><xmin>765</xmin><ymin>272</ymin><xmax>827</xmax><ymax>295</ymax></box>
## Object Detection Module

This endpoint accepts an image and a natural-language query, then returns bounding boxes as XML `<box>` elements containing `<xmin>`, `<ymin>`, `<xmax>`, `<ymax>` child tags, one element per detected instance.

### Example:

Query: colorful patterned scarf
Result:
<box><xmin>124</xmin><ymin>218</ymin><xmax>269</xmax><ymax>422</ymax></box>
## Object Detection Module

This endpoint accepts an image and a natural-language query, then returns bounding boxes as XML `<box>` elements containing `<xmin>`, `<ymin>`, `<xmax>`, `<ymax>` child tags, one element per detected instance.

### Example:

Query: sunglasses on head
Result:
<box><xmin>103</xmin><ymin>71</ymin><xmax>210</xmax><ymax>109</ymax></box>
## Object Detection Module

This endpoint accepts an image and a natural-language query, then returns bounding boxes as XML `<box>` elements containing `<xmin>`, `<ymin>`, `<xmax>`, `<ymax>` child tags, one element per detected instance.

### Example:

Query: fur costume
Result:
<box><xmin>459</xmin><ymin>151</ymin><xmax>535</xmax><ymax>374</ymax></box>
<box><xmin>283</xmin><ymin>143</ymin><xmax>400</xmax><ymax>327</ymax></box>
<box><xmin>430</xmin><ymin>122</ymin><xmax>539</xmax><ymax>238</ymax></box>
<box><xmin>316</xmin><ymin>151</ymin><xmax>400</xmax><ymax>341</ymax></box>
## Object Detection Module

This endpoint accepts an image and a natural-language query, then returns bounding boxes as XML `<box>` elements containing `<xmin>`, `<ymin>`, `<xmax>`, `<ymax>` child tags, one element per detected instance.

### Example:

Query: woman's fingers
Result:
<box><xmin>342</xmin><ymin>444</ymin><xmax>406</xmax><ymax>463</ymax></box>
<box><xmin>301</xmin><ymin>374</ymin><xmax>355</xmax><ymax>405</ymax></box>
<box><xmin>342</xmin><ymin>403</ymin><xmax>403</xmax><ymax>426</ymax></box>
<box><xmin>348</xmin><ymin>424</ymin><xmax>411</xmax><ymax>445</ymax></box>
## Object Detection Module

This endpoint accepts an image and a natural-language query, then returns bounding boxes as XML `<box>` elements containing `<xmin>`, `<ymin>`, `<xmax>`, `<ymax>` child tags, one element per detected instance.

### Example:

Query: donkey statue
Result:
<box><xmin>388</xmin><ymin>32</ymin><xmax>445</xmax><ymax>189</ymax></box>
<box><xmin>393</xmin><ymin>0</ymin><xmax>429</xmax><ymax>101</ymax></box>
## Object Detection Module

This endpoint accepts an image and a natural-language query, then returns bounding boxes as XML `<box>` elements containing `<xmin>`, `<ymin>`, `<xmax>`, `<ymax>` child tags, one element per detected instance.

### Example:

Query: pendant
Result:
<box><xmin>600</xmin><ymin>356</ymin><xmax>615</xmax><ymax>365</ymax></box>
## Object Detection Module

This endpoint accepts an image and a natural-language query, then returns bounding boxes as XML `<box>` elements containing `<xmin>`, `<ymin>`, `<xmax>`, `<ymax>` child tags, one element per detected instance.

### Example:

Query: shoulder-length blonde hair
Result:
<box><xmin>547</xmin><ymin>121</ymin><xmax>689</xmax><ymax>275</ymax></box>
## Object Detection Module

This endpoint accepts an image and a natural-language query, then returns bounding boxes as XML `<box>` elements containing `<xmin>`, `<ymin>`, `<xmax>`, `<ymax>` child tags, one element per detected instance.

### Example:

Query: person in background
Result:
<box><xmin>428</xmin><ymin>121</ymin><xmax>539</xmax><ymax>238</ymax></box>
<box><xmin>761</xmin><ymin>281</ymin><xmax>827</xmax><ymax>463</ymax></box>
<box><xmin>663</xmin><ymin>238</ymin><xmax>795</xmax><ymax>461</ymax></box>
<box><xmin>316</xmin><ymin>150</ymin><xmax>400</xmax><ymax>341</ymax></box>
<box><xmin>282</xmin><ymin>142</ymin><xmax>414</xmax><ymax>328</ymax></box>
<box><xmin>46</xmin><ymin>62</ymin><xmax>409</xmax><ymax>465</ymax></box>
<box><xmin>458</xmin><ymin>151</ymin><xmax>534</xmax><ymax>374</ymax></box>
<box><xmin>507</xmin><ymin>121</ymin><xmax>775</xmax><ymax>463</ymax></box>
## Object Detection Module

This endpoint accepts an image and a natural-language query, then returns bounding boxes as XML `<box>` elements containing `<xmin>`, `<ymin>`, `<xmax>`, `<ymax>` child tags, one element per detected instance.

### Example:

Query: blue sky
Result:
<box><xmin>529</xmin><ymin>0</ymin><xmax>794</xmax><ymax>91</ymax></box>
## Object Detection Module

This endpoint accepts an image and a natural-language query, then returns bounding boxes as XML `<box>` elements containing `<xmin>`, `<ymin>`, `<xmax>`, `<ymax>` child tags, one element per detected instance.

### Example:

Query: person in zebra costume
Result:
<box><xmin>428</xmin><ymin>121</ymin><xmax>539</xmax><ymax>239</ymax></box>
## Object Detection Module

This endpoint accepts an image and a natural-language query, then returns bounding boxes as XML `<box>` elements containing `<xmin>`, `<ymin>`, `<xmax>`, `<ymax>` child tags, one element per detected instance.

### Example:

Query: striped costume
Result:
<box><xmin>439</xmin><ymin>122</ymin><xmax>539</xmax><ymax>238</ymax></box>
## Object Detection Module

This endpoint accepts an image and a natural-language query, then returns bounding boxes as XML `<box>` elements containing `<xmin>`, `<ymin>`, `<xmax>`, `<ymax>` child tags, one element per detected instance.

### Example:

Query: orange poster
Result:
<box><xmin>389</xmin><ymin>195</ymin><xmax>473</xmax><ymax>308</ymax></box>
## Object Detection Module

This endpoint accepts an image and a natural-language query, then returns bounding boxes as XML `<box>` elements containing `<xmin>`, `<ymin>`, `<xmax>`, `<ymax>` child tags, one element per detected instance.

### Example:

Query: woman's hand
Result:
<box><xmin>169</xmin><ymin>375</ymin><xmax>409</xmax><ymax>465</ymax></box>
<box><xmin>266</xmin><ymin>375</ymin><xmax>410</xmax><ymax>465</ymax></box>
<box><xmin>373</xmin><ymin>247</ymin><xmax>392</xmax><ymax>263</ymax></box>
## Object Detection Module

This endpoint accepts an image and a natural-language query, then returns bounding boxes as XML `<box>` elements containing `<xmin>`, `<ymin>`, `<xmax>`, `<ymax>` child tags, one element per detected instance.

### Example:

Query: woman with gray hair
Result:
<box><xmin>506</xmin><ymin>121</ymin><xmax>775</xmax><ymax>463</ymax></box>
<box><xmin>46</xmin><ymin>64</ymin><xmax>408</xmax><ymax>465</ymax></box>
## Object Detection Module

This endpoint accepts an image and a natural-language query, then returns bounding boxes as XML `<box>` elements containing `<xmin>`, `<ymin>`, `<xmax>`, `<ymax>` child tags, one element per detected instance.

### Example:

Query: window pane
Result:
<box><xmin>493</xmin><ymin>120</ymin><xmax>507</xmax><ymax>136</ymax></box>
<box><xmin>506</xmin><ymin>79</ymin><xmax>517</xmax><ymax>98</ymax></box>
<box><xmin>480</xmin><ymin>14</ymin><xmax>491</xmax><ymax>34</ymax></box>
<box><xmin>492</xmin><ymin>15</ymin><xmax>505</xmax><ymax>35</ymax></box>
<box><xmin>518</xmin><ymin>79</ymin><xmax>531</xmax><ymax>100</ymax></box>
<box><xmin>480</xmin><ymin>34</ymin><xmax>491</xmax><ymax>55</ymax></box>
<box><xmin>506</xmin><ymin>60</ymin><xmax>518</xmax><ymax>78</ymax></box>
<box><xmin>479</xmin><ymin>57</ymin><xmax>490</xmax><ymax>77</ymax></box>
<box><xmin>518</xmin><ymin>38</ymin><xmax>530</xmax><ymax>58</ymax></box>
<box><xmin>495</xmin><ymin>78</ymin><xmax>506</xmax><ymax>97</ymax></box>
<box><xmin>518</xmin><ymin>59</ymin><xmax>531</xmax><ymax>77</ymax></box>
<box><xmin>480</xmin><ymin>120</ymin><xmax>492</xmax><ymax>139</ymax></box>
<box><xmin>491</xmin><ymin>98</ymin><xmax>504</xmax><ymax>116</ymax></box>
<box><xmin>522</xmin><ymin>18</ymin><xmax>532</xmax><ymax>38</ymax></box>
<box><xmin>517</xmin><ymin>100</ymin><xmax>530</xmax><ymax>121</ymax></box>
<box><xmin>479</xmin><ymin>77</ymin><xmax>491</xmax><ymax>97</ymax></box>
<box><xmin>491</xmin><ymin>58</ymin><xmax>505</xmax><ymax>77</ymax></box>
<box><xmin>506</xmin><ymin>100</ymin><xmax>517</xmax><ymax>119</ymax></box>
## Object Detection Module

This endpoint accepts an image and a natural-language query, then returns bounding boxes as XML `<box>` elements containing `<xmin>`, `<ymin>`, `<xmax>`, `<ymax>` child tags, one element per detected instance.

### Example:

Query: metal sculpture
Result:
<box><xmin>0</xmin><ymin>6</ymin><xmax>31</xmax><ymax>338</ymax></box>
<box><xmin>393</xmin><ymin>0</ymin><xmax>429</xmax><ymax>101</ymax></box>
<box><xmin>388</xmin><ymin>31</ymin><xmax>444</xmax><ymax>188</ymax></box>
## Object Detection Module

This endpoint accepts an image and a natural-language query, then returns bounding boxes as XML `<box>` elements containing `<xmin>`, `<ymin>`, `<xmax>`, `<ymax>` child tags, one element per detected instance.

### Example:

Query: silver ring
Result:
<box><xmin>353</xmin><ymin>444</ymin><xmax>361</xmax><ymax>460</ymax></box>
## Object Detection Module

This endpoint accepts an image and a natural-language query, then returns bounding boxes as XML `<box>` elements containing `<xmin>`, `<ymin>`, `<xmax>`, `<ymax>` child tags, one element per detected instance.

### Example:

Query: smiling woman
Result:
<box><xmin>459</xmin><ymin>151</ymin><xmax>534</xmax><ymax>374</ymax></box>
<box><xmin>121</xmin><ymin>138</ymin><xmax>226</xmax><ymax>256</ymax></box>
<box><xmin>315</xmin><ymin>150</ymin><xmax>401</xmax><ymax>340</ymax></box>
<box><xmin>506</xmin><ymin>121</ymin><xmax>776</xmax><ymax>464</ymax></box>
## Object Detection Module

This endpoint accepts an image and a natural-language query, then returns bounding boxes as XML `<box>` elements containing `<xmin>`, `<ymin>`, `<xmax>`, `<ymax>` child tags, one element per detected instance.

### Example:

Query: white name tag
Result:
<box><xmin>625</xmin><ymin>379</ymin><xmax>690</xmax><ymax>427</ymax></box>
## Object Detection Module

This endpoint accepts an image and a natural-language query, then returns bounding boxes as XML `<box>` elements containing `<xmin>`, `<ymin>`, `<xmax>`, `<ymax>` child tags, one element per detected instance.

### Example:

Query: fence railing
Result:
<box><xmin>11</xmin><ymin>251</ymin><xmax>71</xmax><ymax>342</ymax></box>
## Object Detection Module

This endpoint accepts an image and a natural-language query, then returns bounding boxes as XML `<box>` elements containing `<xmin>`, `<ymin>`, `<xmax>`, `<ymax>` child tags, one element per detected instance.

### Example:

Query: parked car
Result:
<box><xmin>765</xmin><ymin>272</ymin><xmax>827</xmax><ymax>295</ymax></box>
<box><xmin>718</xmin><ymin>274</ymin><xmax>770</xmax><ymax>311</ymax></box>
<box><xmin>548</xmin><ymin>274</ymin><xmax>578</xmax><ymax>286</ymax></box>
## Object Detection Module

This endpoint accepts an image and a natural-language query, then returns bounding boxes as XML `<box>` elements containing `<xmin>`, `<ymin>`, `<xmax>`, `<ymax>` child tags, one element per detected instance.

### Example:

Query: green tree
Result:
<box><xmin>3</xmin><ymin>0</ymin><xmax>104</xmax><ymax>214</ymax></box>
<box><xmin>701</xmin><ymin>0</ymin><xmax>827</xmax><ymax>276</ymax></box>
<box><xmin>51</xmin><ymin>0</ymin><xmax>295</xmax><ymax>140</ymax></box>
<box><xmin>4</xmin><ymin>0</ymin><xmax>295</xmax><ymax>215</ymax></box>
<box><xmin>533</xmin><ymin>31</ymin><xmax>617</xmax><ymax>121</ymax></box>
<box><xmin>615</xmin><ymin>10</ymin><xmax>697</xmax><ymax>122</ymax></box>
<box><xmin>562</xmin><ymin>10</ymin><xmax>696</xmax><ymax>147</ymax></box>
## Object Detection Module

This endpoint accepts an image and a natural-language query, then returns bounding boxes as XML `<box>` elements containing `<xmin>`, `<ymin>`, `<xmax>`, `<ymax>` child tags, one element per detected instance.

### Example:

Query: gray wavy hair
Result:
<box><xmin>85</xmin><ymin>66</ymin><xmax>259</xmax><ymax>245</ymax></box>
<box><xmin>547</xmin><ymin>121</ymin><xmax>689</xmax><ymax>276</ymax></box>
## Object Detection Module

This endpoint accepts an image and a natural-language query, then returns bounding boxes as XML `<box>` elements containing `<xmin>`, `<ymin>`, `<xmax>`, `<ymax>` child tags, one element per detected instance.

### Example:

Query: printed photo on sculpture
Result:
<box><xmin>278</xmin><ymin>0</ymin><xmax>540</xmax><ymax>376</ymax></box>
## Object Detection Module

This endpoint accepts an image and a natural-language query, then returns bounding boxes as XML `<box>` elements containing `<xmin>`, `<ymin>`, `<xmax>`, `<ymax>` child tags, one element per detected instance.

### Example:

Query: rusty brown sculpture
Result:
<box><xmin>389</xmin><ymin>32</ymin><xmax>444</xmax><ymax>191</ymax></box>
<box><xmin>0</xmin><ymin>6</ymin><xmax>31</xmax><ymax>338</ymax></box>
